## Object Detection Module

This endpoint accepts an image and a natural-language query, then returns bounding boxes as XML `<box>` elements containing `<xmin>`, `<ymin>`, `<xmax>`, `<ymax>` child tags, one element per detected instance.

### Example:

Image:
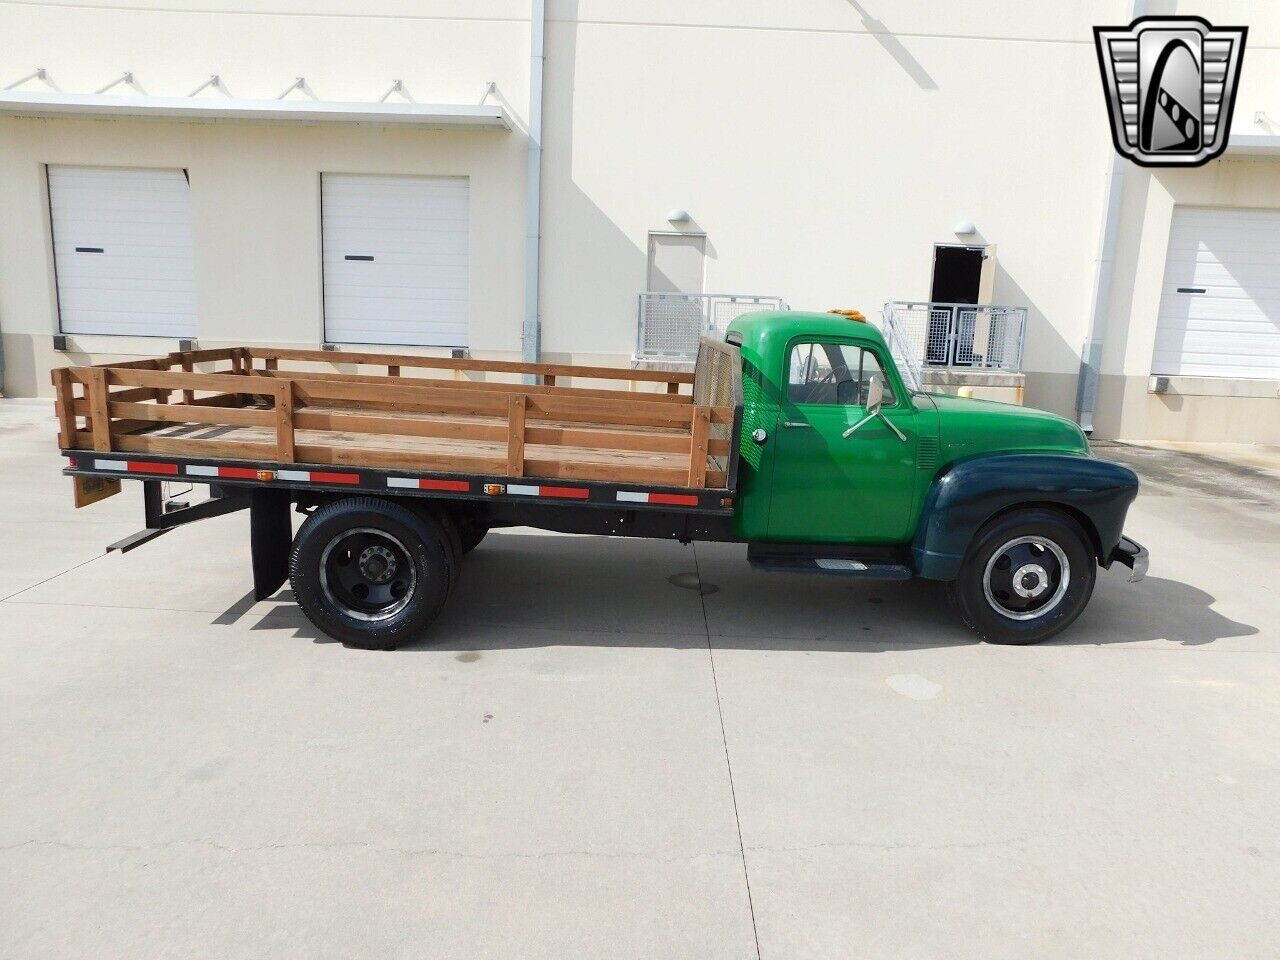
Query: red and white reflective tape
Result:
<box><xmin>93</xmin><ymin>458</ymin><xmax>178</xmax><ymax>476</ymax></box>
<box><xmin>387</xmin><ymin>476</ymin><xmax>470</xmax><ymax>492</ymax></box>
<box><xmin>507</xmin><ymin>483</ymin><xmax>590</xmax><ymax>500</ymax></box>
<box><xmin>186</xmin><ymin>464</ymin><xmax>262</xmax><ymax>480</ymax></box>
<box><xmin>616</xmin><ymin>490</ymin><xmax>700</xmax><ymax>507</ymax></box>
<box><xmin>276</xmin><ymin>469</ymin><xmax>361</xmax><ymax>485</ymax></box>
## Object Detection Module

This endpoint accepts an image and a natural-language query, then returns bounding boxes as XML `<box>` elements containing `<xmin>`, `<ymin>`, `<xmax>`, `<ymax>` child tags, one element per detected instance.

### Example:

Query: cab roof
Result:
<box><xmin>726</xmin><ymin>310</ymin><xmax>890</xmax><ymax>350</ymax></box>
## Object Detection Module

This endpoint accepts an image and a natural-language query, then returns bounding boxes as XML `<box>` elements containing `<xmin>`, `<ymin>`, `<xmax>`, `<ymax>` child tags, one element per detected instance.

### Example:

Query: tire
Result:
<box><xmin>289</xmin><ymin>497</ymin><xmax>454</xmax><ymax>650</ymax></box>
<box><xmin>946</xmin><ymin>508</ymin><xmax>1096</xmax><ymax>645</ymax></box>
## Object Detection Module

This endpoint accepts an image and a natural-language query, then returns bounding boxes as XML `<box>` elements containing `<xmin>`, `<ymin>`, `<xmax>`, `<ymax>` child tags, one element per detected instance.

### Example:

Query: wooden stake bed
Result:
<box><xmin>52</xmin><ymin>343</ymin><xmax>742</xmax><ymax>495</ymax></box>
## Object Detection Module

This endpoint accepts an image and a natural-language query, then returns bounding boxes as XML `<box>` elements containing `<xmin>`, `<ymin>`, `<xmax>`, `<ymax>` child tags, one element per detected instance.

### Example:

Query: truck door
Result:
<box><xmin>765</xmin><ymin>340</ymin><xmax>918</xmax><ymax>543</ymax></box>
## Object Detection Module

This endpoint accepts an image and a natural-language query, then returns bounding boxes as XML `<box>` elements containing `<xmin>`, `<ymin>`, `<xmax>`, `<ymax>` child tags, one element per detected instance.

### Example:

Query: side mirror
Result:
<box><xmin>865</xmin><ymin>376</ymin><xmax>884</xmax><ymax>417</ymax></box>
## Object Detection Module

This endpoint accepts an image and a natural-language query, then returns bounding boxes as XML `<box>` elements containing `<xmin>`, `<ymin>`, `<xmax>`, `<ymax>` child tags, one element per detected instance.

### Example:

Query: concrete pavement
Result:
<box><xmin>1</xmin><ymin>402</ymin><xmax>1278</xmax><ymax>959</ymax></box>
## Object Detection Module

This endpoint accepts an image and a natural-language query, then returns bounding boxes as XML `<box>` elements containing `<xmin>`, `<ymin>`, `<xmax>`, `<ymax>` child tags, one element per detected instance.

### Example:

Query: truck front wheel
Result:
<box><xmin>289</xmin><ymin>497</ymin><xmax>454</xmax><ymax>650</ymax></box>
<box><xmin>947</xmin><ymin>508</ymin><xmax>1096</xmax><ymax>645</ymax></box>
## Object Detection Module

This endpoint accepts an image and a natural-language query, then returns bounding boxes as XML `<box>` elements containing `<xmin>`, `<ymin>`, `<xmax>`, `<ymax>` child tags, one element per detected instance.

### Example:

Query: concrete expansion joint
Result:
<box><xmin>0</xmin><ymin>837</ymin><xmax>744</xmax><ymax>863</ymax></box>
<box><xmin>744</xmin><ymin>836</ymin><xmax>1031</xmax><ymax>854</ymax></box>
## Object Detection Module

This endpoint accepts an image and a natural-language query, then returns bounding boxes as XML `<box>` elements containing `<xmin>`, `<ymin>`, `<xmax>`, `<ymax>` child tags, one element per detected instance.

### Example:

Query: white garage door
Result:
<box><xmin>1153</xmin><ymin>206</ymin><xmax>1280</xmax><ymax>380</ymax></box>
<box><xmin>48</xmin><ymin>166</ymin><xmax>197</xmax><ymax>338</ymax></box>
<box><xmin>322</xmin><ymin>174</ymin><xmax>469</xmax><ymax>347</ymax></box>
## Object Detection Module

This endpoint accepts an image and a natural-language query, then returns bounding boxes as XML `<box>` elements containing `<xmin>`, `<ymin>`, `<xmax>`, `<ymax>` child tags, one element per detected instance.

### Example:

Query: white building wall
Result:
<box><xmin>0</xmin><ymin>0</ymin><xmax>1278</xmax><ymax>444</ymax></box>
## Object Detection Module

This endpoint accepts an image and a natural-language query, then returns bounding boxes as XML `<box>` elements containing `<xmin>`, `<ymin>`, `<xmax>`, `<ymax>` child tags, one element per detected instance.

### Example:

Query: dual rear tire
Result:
<box><xmin>289</xmin><ymin>497</ymin><xmax>468</xmax><ymax>650</ymax></box>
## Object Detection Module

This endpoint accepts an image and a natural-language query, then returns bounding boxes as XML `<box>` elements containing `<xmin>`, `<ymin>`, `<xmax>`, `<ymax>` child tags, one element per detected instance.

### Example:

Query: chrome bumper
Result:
<box><xmin>1110</xmin><ymin>536</ymin><xmax>1149</xmax><ymax>583</ymax></box>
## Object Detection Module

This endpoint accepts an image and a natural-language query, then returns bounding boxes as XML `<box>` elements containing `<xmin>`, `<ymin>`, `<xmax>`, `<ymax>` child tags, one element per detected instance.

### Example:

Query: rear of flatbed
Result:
<box><xmin>53</xmin><ymin>339</ymin><xmax>743</xmax><ymax>647</ymax></box>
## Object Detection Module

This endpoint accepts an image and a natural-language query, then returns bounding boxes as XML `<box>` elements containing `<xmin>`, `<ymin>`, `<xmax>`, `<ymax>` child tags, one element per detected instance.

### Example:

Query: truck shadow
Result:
<box><xmin>225</xmin><ymin>533</ymin><xmax>1257</xmax><ymax>652</ymax></box>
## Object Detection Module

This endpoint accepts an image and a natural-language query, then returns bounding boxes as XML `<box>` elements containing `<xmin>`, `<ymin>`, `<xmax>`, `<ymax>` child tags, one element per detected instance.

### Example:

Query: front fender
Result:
<box><xmin>913</xmin><ymin>453</ymin><xmax>1139</xmax><ymax>580</ymax></box>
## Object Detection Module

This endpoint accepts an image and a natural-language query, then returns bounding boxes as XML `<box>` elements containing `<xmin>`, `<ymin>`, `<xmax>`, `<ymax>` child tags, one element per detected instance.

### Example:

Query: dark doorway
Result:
<box><xmin>930</xmin><ymin>245</ymin><xmax>984</xmax><ymax>304</ymax></box>
<box><xmin>926</xmin><ymin>244</ymin><xmax>986</xmax><ymax>365</ymax></box>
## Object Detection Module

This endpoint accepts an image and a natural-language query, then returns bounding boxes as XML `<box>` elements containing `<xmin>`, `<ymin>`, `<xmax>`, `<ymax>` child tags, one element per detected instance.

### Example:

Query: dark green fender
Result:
<box><xmin>912</xmin><ymin>454</ymin><xmax>1140</xmax><ymax>581</ymax></box>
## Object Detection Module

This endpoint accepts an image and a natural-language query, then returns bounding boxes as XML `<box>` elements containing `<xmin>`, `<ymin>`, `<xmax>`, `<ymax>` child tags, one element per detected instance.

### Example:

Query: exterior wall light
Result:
<box><xmin>953</xmin><ymin>220</ymin><xmax>977</xmax><ymax>236</ymax></box>
<box><xmin>666</xmin><ymin>209</ymin><xmax>691</xmax><ymax>223</ymax></box>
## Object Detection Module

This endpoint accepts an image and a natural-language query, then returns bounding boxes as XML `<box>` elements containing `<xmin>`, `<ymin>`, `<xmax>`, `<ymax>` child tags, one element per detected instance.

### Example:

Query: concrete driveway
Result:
<box><xmin>2</xmin><ymin>403</ymin><xmax>1277</xmax><ymax>959</ymax></box>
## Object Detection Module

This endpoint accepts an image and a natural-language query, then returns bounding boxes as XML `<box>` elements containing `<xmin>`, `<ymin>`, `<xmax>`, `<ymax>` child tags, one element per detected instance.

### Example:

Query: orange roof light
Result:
<box><xmin>829</xmin><ymin>309</ymin><xmax>866</xmax><ymax>322</ymax></box>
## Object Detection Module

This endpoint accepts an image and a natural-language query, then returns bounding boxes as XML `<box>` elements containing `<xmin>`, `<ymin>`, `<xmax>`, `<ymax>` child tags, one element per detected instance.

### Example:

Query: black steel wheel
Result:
<box><xmin>289</xmin><ymin>497</ymin><xmax>453</xmax><ymax>649</ymax></box>
<box><xmin>947</xmin><ymin>508</ymin><xmax>1096</xmax><ymax>645</ymax></box>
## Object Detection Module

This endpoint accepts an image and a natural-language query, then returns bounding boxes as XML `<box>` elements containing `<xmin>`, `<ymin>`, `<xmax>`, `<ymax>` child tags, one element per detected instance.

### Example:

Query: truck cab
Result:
<box><xmin>726</xmin><ymin>310</ymin><xmax>1146</xmax><ymax>644</ymax></box>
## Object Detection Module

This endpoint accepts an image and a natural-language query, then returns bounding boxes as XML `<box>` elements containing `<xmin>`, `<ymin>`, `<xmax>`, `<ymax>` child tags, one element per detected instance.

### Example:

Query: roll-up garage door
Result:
<box><xmin>48</xmin><ymin>165</ymin><xmax>197</xmax><ymax>338</ymax></box>
<box><xmin>1153</xmin><ymin>206</ymin><xmax>1280</xmax><ymax>380</ymax></box>
<box><xmin>321</xmin><ymin>174</ymin><xmax>469</xmax><ymax>347</ymax></box>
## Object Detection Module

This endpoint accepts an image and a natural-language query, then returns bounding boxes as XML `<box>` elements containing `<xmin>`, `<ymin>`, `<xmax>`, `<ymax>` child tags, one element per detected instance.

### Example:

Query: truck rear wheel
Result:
<box><xmin>947</xmin><ymin>508</ymin><xmax>1096</xmax><ymax>645</ymax></box>
<box><xmin>289</xmin><ymin>497</ymin><xmax>454</xmax><ymax>650</ymax></box>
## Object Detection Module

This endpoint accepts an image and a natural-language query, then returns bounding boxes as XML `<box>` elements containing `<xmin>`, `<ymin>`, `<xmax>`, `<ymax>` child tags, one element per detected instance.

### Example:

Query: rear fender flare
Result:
<box><xmin>912</xmin><ymin>453</ymin><xmax>1139</xmax><ymax>580</ymax></box>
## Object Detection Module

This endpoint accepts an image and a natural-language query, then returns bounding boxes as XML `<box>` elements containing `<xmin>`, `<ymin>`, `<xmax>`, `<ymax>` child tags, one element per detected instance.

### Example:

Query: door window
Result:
<box><xmin>787</xmin><ymin>343</ymin><xmax>896</xmax><ymax>406</ymax></box>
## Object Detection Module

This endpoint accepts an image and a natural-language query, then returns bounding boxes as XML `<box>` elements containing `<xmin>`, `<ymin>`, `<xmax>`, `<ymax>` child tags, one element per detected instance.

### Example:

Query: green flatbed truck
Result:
<box><xmin>57</xmin><ymin>309</ymin><xmax>1146</xmax><ymax>649</ymax></box>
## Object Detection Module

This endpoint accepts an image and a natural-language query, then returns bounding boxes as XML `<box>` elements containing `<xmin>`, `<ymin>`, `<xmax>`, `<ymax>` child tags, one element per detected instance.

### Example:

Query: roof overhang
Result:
<box><xmin>1226</xmin><ymin>134</ymin><xmax>1280</xmax><ymax>156</ymax></box>
<box><xmin>0</xmin><ymin>91</ymin><xmax>510</xmax><ymax>130</ymax></box>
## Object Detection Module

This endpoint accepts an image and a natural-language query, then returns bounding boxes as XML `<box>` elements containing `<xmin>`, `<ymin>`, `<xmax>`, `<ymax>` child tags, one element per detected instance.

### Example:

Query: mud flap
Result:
<box><xmin>250</xmin><ymin>489</ymin><xmax>293</xmax><ymax>601</ymax></box>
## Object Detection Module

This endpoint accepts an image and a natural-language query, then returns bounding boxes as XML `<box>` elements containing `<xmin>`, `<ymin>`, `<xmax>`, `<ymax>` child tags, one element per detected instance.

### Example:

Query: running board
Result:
<box><xmin>748</xmin><ymin>554</ymin><xmax>913</xmax><ymax>579</ymax></box>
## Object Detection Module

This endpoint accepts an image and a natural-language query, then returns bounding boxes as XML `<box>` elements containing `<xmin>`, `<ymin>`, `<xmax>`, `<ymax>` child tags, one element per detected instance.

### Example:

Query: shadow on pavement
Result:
<box><xmin>214</xmin><ymin>533</ymin><xmax>1258</xmax><ymax>652</ymax></box>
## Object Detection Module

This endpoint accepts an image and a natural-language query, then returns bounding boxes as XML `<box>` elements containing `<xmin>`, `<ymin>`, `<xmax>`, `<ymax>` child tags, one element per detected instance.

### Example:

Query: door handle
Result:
<box><xmin>781</xmin><ymin>421</ymin><xmax>810</xmax><ymax>429</ymax></box>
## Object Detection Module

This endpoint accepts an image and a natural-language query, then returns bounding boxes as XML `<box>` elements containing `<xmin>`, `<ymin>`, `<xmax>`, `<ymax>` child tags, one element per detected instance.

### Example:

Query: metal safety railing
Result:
<box><xmin>881</xmin><ymin>301</ymin><xmax>1027</xmax><ymax>373</ymax></box>
<box><xmin>636</xmin><ymin>293</ymin><xmax>788</xmax><ymax>361</ymax></box>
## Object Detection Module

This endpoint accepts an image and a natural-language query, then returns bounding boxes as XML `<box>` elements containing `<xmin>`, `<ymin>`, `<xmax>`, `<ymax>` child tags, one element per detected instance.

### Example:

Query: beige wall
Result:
<box><xmin>1089</xmin><ymin>157</ymin><xmax>1280</xmax><ymax>442</ymax></box>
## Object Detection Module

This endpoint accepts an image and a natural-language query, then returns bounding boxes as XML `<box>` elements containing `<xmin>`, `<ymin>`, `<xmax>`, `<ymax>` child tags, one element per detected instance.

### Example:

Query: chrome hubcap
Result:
<box><xmin>983</xmin><ymin>536</ymin><xmax>1070</xmax><ymax>621</ymax></box>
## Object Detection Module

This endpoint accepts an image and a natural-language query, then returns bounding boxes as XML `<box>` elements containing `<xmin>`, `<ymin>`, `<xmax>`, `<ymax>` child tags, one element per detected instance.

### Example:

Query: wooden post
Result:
<box><xmin>52</xmin><ymin>367</ymin><xmax>76</xmax><ymax>449</ymax></box>
<box><xmin>507</xmin><ymin>394</ymin><xmax>526</xmax><ymax>477</ymax></box>
<box><xmin>180</xmin><ymin>355</ymin><xmax>195</xmax><ymax>405</ymax></box>
<box><xmin>265</xmin><ymin>357</ymin><xmax>279</xmax><ymax>372</ymax></box>
<box><xmin>687</xmin><ymin>406</ymin><xmax>710</xmax><ymax>487</ymax></box>
<box><xmin>667</xmin><ymin>381</ymin><xmax>680</xmax><ymax>395</ymax></box>
<box><xmin>275</xmin><ymin>380</ymin><xmax>295</xmax><ymax>463</ymax></box>
<box><xmin>387</xmin><ymin>364</ymin><xmax>400</xmax><ymax>378</ymax></box>
<box><xmin>543</xmin><ymin>374</ymin><xmax>556</xmax><ymax>387</ymax></box>
<box><xmin>87</xmin><ymin>367</ymin><xmax>112</xmax><ymax>453</ymax></box>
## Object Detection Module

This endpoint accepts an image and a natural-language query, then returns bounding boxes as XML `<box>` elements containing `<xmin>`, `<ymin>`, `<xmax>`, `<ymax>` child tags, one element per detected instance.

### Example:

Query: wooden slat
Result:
<box><xmin>688</xmin><ymin>406</ymin><xmax>711</xmax><ymax>487</ymax></box>
<box><xmin>507</xmin><ymin>395</ymin><xmax>526</xmax><ymax>477</ymax></box>
<box><xmin>526</xmin><ymin>393</ymin><xmax>694</xmax><ymax>429</ymax></box>
<box><xmin>108</xmin><ymin>433</ymin><xmax>278</xmax><ymax>462</ymax></box>
<box><xmin>168</xmin><ymin>347</ymin><xmax>237</xmax><ymax>364</ymax></box>
<box><xmin>72</xmin><ymin>366</ymin><xmax>260</xmax><ymax>394</ymax></box>
<box><xmin>293</xmin><ymin>443</ymin><xmax>506</xmax><ymax>474</ymax></box>
<box><xmin>275</xmin><ymin>380</ymin><xmax>295</xmax><ymax>462</ymax></box>
<box><xmin>108</xmin><ymin>401</ymin><xmax>274</xmax><ymax>428</ymax></box>
<box><xmin>254</xmin><ymin>367</ymin><xmax>692</xmax><ymax>405</ymax></box>
<box><xmin>523</xmin><ymin>424</ymin><xmax>689</xmax><ymax>454</ymax></box>
<box><xmin>86</xmin><ymin>368</ymin><xmax>112</xmax><ymax>452</ymax></box>
<box><xmin>292</xmin><ymin>378</ymin><xmax>511</xmax><ymax>417</ymax></box>
<box><xmin>293</xmin><ymin>410</ymin><xmax>507</xmax><ymax>443</ymax></box>
<box><xmin>247</xmin><ymin>346</ymin><xmax>696</xmax><ymax>385</ymax></box>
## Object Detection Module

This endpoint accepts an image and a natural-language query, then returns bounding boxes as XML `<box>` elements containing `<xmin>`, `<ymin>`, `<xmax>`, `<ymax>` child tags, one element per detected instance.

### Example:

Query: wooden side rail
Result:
<box><xmin>245</xmin><ymin>346</ymin><xmax>694</xmax><ymax>390</ymax></box>
<box><xmin>55</xmin><ymin>359</ymin><xmax>734</xmax><ymax>489</ymax></box>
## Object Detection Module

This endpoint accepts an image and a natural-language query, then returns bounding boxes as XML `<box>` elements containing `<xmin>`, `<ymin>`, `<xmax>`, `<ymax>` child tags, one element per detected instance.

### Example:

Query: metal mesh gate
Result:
<box><xmin>637</xmin><ymin>293</ymin><xmax>787</xmax><ymax>361</ymax></box>
<box><xmin>881</xmin><ymin>301</ymin><xmax>1027</xmax><ymax>372</ymax></box>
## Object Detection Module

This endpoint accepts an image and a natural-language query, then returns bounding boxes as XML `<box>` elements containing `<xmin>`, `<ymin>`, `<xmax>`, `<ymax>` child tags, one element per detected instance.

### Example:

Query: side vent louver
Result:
<box><xmin>917</xmin><ymin>437</ymin><xmax>940</xmax><ymax>471</ymax></box>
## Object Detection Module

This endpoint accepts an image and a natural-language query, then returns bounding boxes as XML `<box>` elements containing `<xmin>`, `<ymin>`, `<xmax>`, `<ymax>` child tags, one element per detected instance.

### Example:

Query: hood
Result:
<box><xmin>925</xmin><ymin>392</ymin><xmax>1091</xmax><ymax>461</ymax></box>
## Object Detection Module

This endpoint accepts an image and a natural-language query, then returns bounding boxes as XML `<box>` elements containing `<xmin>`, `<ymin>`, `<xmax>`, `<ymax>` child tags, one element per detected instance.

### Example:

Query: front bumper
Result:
<box><xmin>1109</xmin><ymin>536</ymin><xmax>1149</xmax><ymax>583</ymax></box>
